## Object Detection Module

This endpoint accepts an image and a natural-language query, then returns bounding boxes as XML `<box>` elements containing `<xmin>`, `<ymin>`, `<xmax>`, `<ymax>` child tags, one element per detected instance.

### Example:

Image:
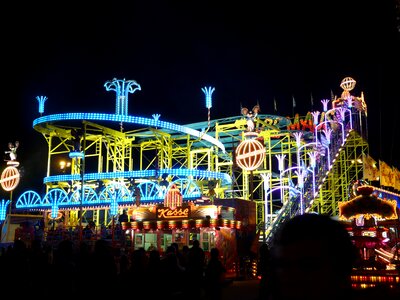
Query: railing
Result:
<box><xmin>264</xmin><ymin>108</ymin><xmax>363</xmax><ymax>246</ymax></box>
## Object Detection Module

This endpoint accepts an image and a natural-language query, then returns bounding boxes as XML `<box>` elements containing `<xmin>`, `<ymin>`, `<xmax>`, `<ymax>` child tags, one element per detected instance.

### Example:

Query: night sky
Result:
<box><xmin>2</xmin><ymin>0</ymin><xmax>400</xmax><ymax>195</ymax></box>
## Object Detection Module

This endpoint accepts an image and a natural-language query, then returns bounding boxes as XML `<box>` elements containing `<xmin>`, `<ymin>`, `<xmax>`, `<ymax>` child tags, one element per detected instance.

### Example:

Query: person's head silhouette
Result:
<box><xmin>268</xmin><ymin>213</ymin><xmax>357</xmax><ymax>300</ymax></box>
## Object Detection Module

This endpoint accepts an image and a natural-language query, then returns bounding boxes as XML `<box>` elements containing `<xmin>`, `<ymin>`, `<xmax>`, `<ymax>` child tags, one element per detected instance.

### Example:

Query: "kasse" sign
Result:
<box><xmin>157</xmin><ymin>207</ymin><xmax>190</xmax><ymax>219</ymax></box>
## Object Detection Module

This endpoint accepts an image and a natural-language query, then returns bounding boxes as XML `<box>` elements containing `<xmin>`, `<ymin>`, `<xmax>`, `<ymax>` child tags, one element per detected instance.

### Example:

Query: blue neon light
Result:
<box><xmin>202</xmin><ymin>86</ymin><xmax>215</xmax><ymax>109</ymax></box>
<box><xmin>36</xmin><ymin>96</ymin><xmax>47</xmax><ymax>114</ymax></box>
<box><xmin>0</xmin><ymin>199</ymin><xmax>10</xmax><ymax>222</ymax></box>
<box><xmin>69</xmin><ymin>151</ymin><xmax>85</xmax><ymax>159</ymax></box>
<box><xmin>104</xmin><ymin>78</ymin><xmax>141</xmax><ymax>116</ymax></box>
<box><xmin>110</xmin><ymin>199</ymin><xmax>118</xmax><ymax>216</ymax></box>
<box><xmin>16</xmin><ymin>177</ymin><xmax>202</xmax><ymax>211</ymax></box>
<box><xmin>33</xmin><ymin>113</ymin><xmax>225</xmax><ymax>152</ymax></box>
<box><xmin>43</xmin><ymin>168</ymin><xmax>231</xmax><ymax>185</ymax></box>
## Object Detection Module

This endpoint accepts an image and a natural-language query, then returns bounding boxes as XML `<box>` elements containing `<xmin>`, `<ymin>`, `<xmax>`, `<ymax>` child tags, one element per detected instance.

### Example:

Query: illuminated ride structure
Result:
<box><xmin>339</xmin><ymin>185</ymin><xmax>400</xmax><ymax>288</ymax></box>
<box><xmin>3</xmin><ymin>77</ymin><xmax>399</xmax><ymax>258</ymax></box>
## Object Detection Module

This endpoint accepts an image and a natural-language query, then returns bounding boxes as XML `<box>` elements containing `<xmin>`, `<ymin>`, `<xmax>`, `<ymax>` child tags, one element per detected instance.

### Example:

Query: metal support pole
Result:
<box><xmin>79</xmin><ymin>123</ymin><xmax>87</xmax><ymax>241</ymax></box>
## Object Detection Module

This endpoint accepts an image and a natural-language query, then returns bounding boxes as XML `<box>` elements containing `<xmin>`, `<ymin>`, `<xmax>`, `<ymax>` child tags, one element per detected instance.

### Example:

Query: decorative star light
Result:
<box><xmin>311</xmin><ymin>111</ymin><xmax>320</xmax><ymax>126</ymax></box>
<box><xmin>201</xmin><ymin>86</ymin><xmax>215</xmax><ymax>109</ymax></box>
<box><xmin>322</xmin><ymin>128</ymin><xmax>332</xmax><ymax>144</ymax></box>
<box><xmin>275</xmin><ymin>154</ymin><xmax>286</xmax><ymax>171</ymax></box>
<box><xmin>104</xmin><ymin>78</ymin><xmax>141</xmax><ymax>116</ymax></box>
<box><xmin>152</xmin><ymin>114</ymin><xmax>161</xmax><ymax>121</ymax></box>
<box><xmin>321</xmin><ymin>99</ymin><xmax>330</xmax><ymax>112</ymax></box>
<box><xmin>293</xmin><ymin>132</ymin><xmax>303</xmax><ymax>148</ymax></box>
<box><xmin>36</xmin><ymin>96</ymin><xmax>48</xmax><ymax>115</ymax></box>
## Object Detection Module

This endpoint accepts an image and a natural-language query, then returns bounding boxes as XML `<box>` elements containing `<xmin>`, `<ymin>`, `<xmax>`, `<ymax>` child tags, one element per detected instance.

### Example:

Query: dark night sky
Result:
<box><xmin>2</xmin><ymin>0</ymin><xmax>400</xmax><ymax>195</ymax></box>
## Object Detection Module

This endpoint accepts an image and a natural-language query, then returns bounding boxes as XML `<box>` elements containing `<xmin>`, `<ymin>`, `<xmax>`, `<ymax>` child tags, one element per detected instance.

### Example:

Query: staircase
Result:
<box><xmin>264</xmin><ymin>107</ymin><xmax>369</xmax><ymax>246</ymax></box>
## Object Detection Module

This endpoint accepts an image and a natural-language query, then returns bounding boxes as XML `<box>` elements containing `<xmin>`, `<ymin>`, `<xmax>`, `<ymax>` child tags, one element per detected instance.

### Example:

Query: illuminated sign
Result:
<box><xmin>157</xmin><ymin>207</ymin><xmax>190</xmax><ymax>219</ymax></box>
<box><xmin>1</xmin><ymin>166</ymin><xmax>20</xmax><ymax>191</ymax></box>
<box><xmin>235</xmin><ymin>138</ymin><xmax>265</xmax><ymax>171</ymax></box>
<box><xmin>47</xmin><ymin>211</ymin><xmax>63</xmax><ymax>220</ymax></box>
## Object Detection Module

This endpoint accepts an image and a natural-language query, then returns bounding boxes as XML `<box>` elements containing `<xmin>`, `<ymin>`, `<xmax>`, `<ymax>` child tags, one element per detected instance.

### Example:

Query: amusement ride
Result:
<box><xmin>0</xmin><ymin>77</ymin><xmax>399</xmax><ymax>285</ymax></box>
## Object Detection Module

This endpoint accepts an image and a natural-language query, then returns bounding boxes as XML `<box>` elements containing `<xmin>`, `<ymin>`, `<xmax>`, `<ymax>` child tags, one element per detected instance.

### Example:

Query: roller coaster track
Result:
<box><xmin>264</xmin><ymin>111</ymin><xmax>368</xmax><ymax>246</ymax></box>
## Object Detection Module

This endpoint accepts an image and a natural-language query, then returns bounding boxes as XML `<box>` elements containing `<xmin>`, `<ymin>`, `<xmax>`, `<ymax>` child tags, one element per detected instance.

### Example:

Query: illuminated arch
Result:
<box><xmin>42</xmin><ymin>188</ymin><xmax>68</xmax><ymax>205</ymax></box>
<box><xmin>70</xmin><ymin>186</ymin><xmax>100</xmax><ymax>204</ymax></box>
<box><xmin>16</xmin><ymin>190</ymin><xmax>42</xmax><ymax>208</ymax></box>
<box><xmin>99</xmin><ymin>182</ymin><xmax>131</xmax><ymax>203</ymax></box>
<box><xmin>136</xmin><ymin>181</ymin><xmax>164</xmax><ymax>201</ymax></box>
<box><xmin>170</xmin><ymin>178</ymin><xmax>201</xmax><ymax>199</ymax></box>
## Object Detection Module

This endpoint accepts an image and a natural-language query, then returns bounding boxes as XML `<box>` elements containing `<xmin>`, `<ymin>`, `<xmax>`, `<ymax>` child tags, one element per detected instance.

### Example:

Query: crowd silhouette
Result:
<box><xmin>257</xmin><ymin>213</ymin><xmax>400</xmax><ymax>300</ymax></box>
<box><xmin>0</xmin><ymin>235</ymin><xmax>229</xmax><ymax>299</ymax></box>
<box><xmin>1</xmin><ymin>213</ymin><xmax>400</xmax><ymax>300</ymax></box>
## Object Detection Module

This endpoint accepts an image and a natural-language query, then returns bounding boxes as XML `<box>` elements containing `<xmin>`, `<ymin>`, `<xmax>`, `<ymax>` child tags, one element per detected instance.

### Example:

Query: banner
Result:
<box><xmin>362</xmin><ymin>153</ymin><xmax>379</xmax><ymax>181</ymax></box>
<box><xmin>379</xmin><ymin>160</ymin><xmax>395</xmax><ymax>188</ymax></box>
<box><xmin>393</xmin><ymin>167</ymin><xmax>400</xmax><ymax>191</ymax></box>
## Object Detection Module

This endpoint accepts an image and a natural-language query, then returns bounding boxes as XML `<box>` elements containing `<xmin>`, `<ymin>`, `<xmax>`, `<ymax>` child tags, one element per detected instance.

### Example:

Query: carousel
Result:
<box><xmin>338</xmin><ymin>184</ymin><xmax>400</xmax><ymax>289</ymax></box>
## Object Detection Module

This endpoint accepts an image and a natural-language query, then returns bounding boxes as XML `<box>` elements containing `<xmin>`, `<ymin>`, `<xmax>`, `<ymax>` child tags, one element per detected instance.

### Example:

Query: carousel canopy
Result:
<box><xmin>339</xmin><ymin>186</ymin><xmax>398</xmax><ymax>220</ymax></box>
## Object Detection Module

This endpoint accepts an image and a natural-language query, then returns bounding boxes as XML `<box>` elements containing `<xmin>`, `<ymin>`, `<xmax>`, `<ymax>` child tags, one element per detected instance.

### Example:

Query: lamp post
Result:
<box><xmin>260</xmin><ymin>173</ymin><xmax>270</xmax><ymax>244</ymax></box>
<box><xmin>69</xmin><ymin>123</ymin><xmax>86</xmax><ymax>241</ymax></box>
<box><xmin>79</xmin><ymin>124</ymin><xmax>87</xmax><ymax>241</ymax></box>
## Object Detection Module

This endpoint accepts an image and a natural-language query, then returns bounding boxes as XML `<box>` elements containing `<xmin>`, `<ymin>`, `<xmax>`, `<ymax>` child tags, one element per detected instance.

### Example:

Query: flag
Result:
<box><xmin>330</xmin><ymin>89</ymin><xmax>335</xmax><ymax>100</ymax></box>
<box><xmin>362</xmin><ymin>154</ymin><xmax>379</xmax><ymax>181</ymax></box>
<box><xmin>394</xmin><ymin>167</ymin><xmax>400</xmax><ymax>191</ymax></box>
<box><xmin>273</xmin><ymin>98</ymin><xmax>277</xmax><ymax>112</ymax></box>
<box><xmin>379</xmin><ymin>160</ymin><xmax>395</xmax><ymax>188</ymax></box>
<box><xmin>310</xmin><ymin>92</ymin><xmax>314</xmax><ymax>108</ymax></box>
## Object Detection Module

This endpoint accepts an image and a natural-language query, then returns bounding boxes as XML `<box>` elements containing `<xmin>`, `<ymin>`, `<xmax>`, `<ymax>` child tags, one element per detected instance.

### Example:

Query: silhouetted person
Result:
<box><xmin>50</xmin><ymin>240</ymin><xmax>79</xmax><ymax>294</ymax></box>
<box><xmin>160</xmin><ymin>245</ymin><xmax>185</xmax><ymax>297</ymax></box>
<box><xmin>118</xmin><ymin>210</ymin><xmax>129</xmax><ymax>224</ymax></box>
<box><xmin>204</xmin><ymin>247</ymin><xmax>227</xmax><ymax>300</ymax></box>
<box><xmin>267</xmin><ymin>213</ymin><xmax>358</xmax><ymax>300</ymax></box>
<box><xmin>85</xmin><ymin>239</ymin><xmax>118</xmax><ymax>297</ymax></box>
<box><xmin>142</xmin><ymin>249</ymin><xmax>163</xmax><ymax>297</ymax></box>
<box><xmin>185</xmin><ymin>240</ymin><xmax>206</xmax><ymax>299</ymax></box>
<box><xmin>71</xmin><ymin>129</ymin><xmax>81</xmax><ymax>152</ymax></box>
<box><xmin>171</xmin><ymin>242</ymin><xmax>185</xmax><ymax>269</ymax></box>
<box><xmin>75</xmin><ymin>240</ymin><xmax>91</xmax><ymax>288</ymax></box>
<box><xmin>0</xmin><ymin>240</ymin><xmax>31</xmax><ymax>296</ymax></box>
<box><xmin>257</xmin><ymin>243</ymin><xmax>272</xmax><ymax>300</ymax></box>
<box><xmin>181</xmin><ymin>245</ymin><xmax>190</xmax><ymax>270</ymax></box>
